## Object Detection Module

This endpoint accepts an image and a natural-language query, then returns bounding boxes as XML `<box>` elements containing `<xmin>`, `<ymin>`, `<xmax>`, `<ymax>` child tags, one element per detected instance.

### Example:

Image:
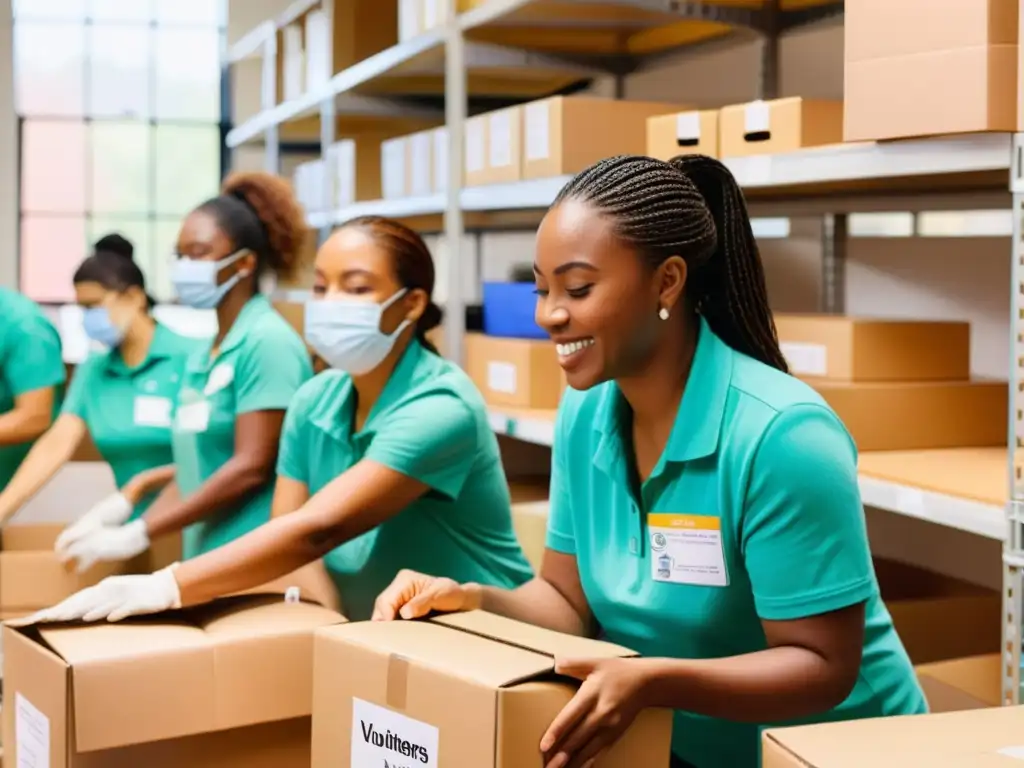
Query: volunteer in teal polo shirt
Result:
<box><xmin>33</xmin><ymin>215</ymin><xmax>532</xmax><ymax>626</ymax></box>
<box><xmin>54</xmin><ymin>174</ymin><xmax>314</xmax><ymax>570</ymax></box>
<box><xmin>0</xmin><ymin>287</ymin><xmax>65</xmax><ymax>495</ymax></box>
<box><xmin>371</xmin><ymin>156</ymin><xmax>927</xmax><ymax>768</ymax></box>
<box><xmin>0</xmin><ymin>235</ymin><xmax>201</xmax><ymax>534</ymax></box>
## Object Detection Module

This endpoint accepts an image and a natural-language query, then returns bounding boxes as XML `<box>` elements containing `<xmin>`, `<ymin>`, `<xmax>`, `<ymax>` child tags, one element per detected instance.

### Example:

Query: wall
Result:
<box><xmin>0</xmin><ymin>0</ymin><xmax>15</xmax><ymax>288</ymax></box>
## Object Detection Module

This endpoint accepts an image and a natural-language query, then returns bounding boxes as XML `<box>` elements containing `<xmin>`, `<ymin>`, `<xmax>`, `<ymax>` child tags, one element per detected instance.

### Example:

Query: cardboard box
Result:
<box><xmin>810</xmin><ymin>379</ymin><xmax>1006</xmax><ymax>451</ymax></box>
<box><xmin>381</xmin><ymin>137</ymin><xmax>408</xmax><ymax>199</ymax></box>
<box><xmin>522</xmin><ymin>96</ymin><xmax>683</xmax><ymax>179</ymax></box>
<box><xmin>3</xmin><ymin>594</ymin><xmax>345</xmax><ymax>767</ymax></box>
<box><xmin>329</xmin><ymin>135</ymin><xmax>384</xmax><ymax>207</ymax></box>
<box><xmin>844</xmin><ymin>0</ymin><xmax>1019</xmax><ymax>141</ymax></box>
<box><xmin>646</xmin><ymin>109</ymin><xmax>720</xmax><ymax>160</ymax></box>
<box><xmin>464</xmin><ymin>115</ymin><xmax>489</xmax><ymax>187</ymax></box>
<box><xmin>915</xmin><ymin>654</ymin><xmax>1001</xmax><ymax>712</ymax></box>
<box><xmin>762</xmin><ymin>705</ymin><xmax>1024</xmax><ymax>767</ymax></box>
<box><xmin>511</xmin><ymin>499</ymin><xmax>548</xmax><ymax>572</ymax></box>
<box><xmin>485</xmin><ymin>106</ymin><xmax>523</xmax><ymax>184</ymax></box>
<box><xmin>464</xmin><ymin>333</ymin><xmax>565</xmax><ymax>409</ymax></box>
<box><xmin>311</xmin><ymin>611</ymin><xmax>673</xmax><ymax>767</ymax></box>
<box><xmin>774</xmin><ymin>314</ymin><xmax>971</xmax><ymax>382</ymax></box>
<box><xmin>719</xmin><ymin>97</ymin><xmax>843</xmax><ymax>159</ymax></box>
<box><xmin>329</xmin><ymin>0</ymin><xmax>397</xmax><ymax>74</ymax></box>
<box><xmin>876</xmin><ymin>559</ymin><xmax>1001</xmax><ymax>665</ymax></box>
<box><xmin>405</xmin><ymin>129</ymin><xmax>435</xmax><ymax>197</ymax></box>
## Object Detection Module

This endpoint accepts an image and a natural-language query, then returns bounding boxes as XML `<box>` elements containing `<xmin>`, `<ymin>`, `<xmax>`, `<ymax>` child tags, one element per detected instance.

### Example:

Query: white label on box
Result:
<box><xmin>744</xmin><ymin>100</ymin><xmax>771</xmax><ymax>134</ymax></box>
<box><xmin>16</xmin><ymin>692</ymin><xmax>50</xmax><ymax>768</ymax></box>
<box><xmin>675</xmin><ymin>112</ymin><xmax>701</xmax><ymax>142</ymax></box>
<box><xmin>351</xmin><ymin>698</ymin><xmax>439</xmax><ymax>768</ymax></box>
<box><xmin>525</xmin><ymin>102</ymin><xmax>550</xmax><ymax>161</ymax></box>
<box><xmin>466</xmin><ymin>120</ymin><xmax>485</xmax><ymax>174</ymax></box>
<box><xmin>489</xmin><ymin>111</ymin><xmax>512</xmax><ymax>169</ymax></box>
<box><xmin>487</xmin><ymin>361</ymin><xmax>518</xmax><ymax>394</ymax></box>
<box><xmin>423</xmin><ymin>0</ymin><xmax>439</xmax><ymax>29</ymax></box>
<box><xmin>398</xmin><ymin>0</ymin><xmax>419</xmax><ymax>41</ymax></box>
<box><xmin>433</xmin><ymin>128</ymin><xmax>449</xmax><ymax>192</ymax></box>
<box><xmin>409</xmin><ymin>132</ymin><xmax>432</xmax><ymax>196</ymax></box>
<box><xmin>779</xmin><ymin>341</ymin><xmax>828</xmax><ymax>377</ymax></box>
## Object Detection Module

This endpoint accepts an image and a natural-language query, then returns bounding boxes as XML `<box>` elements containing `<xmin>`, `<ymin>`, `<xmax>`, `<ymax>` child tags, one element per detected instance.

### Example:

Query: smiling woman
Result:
<box><xmin>374</xmin><ymin>154</ymin><xmax>928</xmax><ymax>768</ymax></box>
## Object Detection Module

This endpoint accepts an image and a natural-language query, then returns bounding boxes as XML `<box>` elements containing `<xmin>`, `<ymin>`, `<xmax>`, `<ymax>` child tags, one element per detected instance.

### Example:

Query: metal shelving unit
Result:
<box><xmin>226</xmin><ymin>0</ymin><xmax>1024</xmax><ymax>706</ymax></box>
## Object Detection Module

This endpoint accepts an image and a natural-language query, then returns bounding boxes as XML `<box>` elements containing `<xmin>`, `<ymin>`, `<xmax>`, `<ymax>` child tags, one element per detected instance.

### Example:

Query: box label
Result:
<box><xmin>16</xmin><ymin>692</ymin><xmax>50</xmax><ymax>768</ymax></box>
<box><xmin>779</xmin><ymin>341</ymin><xmax>828</xmax><ymax>377</ymax></box>
<box><xmin>675</xmin><ymin>112</ymin><xmax>701</xmax><ymax>142</ymax></box>
<box><xmin>489</xmin><ymin>111</ymin><xmax>512</xmax><ymax>169</ymax></box>
<box><xmin>525</xmin><ymin>102</ymin><xmax>550</xmax><ymax>161</ymax></box>
<box><xmin>487</xmin><ymin>361</ymin><xmax>518</xmax><ymax>394</ymax></box>
<box><xmin>351</xmin><ymin>697</ymin><xmax>439</xmax><ymax>768</ymax></box>
<box><xmin>409</xmin><ymin>133</ymin><xmax>432</xmax><ymax>196</ymax></box>
<box><xmin>744</xmin><ymin>100</ymin><xmax>770</xmax><ymax>135</ymax></box>
<box><xmin>466</xmin><ymin>121</ymin><xmax>485</xmax><ymax>174</ymax></box>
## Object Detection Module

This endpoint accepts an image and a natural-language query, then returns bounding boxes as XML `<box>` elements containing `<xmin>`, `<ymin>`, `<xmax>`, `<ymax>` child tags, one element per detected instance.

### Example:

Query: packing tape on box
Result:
<box><xmin>386</xmin><ymin>654</ymin><xmax>410</xmax><ymax>711</ymax></box>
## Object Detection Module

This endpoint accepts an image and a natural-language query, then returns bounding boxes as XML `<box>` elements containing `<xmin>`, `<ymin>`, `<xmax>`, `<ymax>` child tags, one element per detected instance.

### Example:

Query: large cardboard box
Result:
<box><xmin>844</xmin><ymin>0</ymin><xmax>1019</xmax><ymax>140</ymax></box>
<box><xmin>719</xmin><ymin>97</ymin><xmax>843</xmax><ymax>159</ymax></box>
<box><xmin>522</xmin><ymin>96</ymin><xmax>683</xmax><ymax>179</ymax></box>
<box><xmin>774</xmin><ymin>314</ymin><xmax>971</xmax><ymax>382</ymax></box>
<box><xmin>464</xmin><ymin>333</ymin><xmax>566</xmax><ymax>409</ymax></box>
<box><xmin>311</xmin><ymin>611</ymin><xmax>673</xmax><ymax>767</ymax></box>
<box><xmin>762</xmin><ymin>705</ymin><xmax>1024</xmax><ymax>767</ymax></box>
<box><xmin>809</xmin><ymin>378</ymin><xmax>1006</xmax><ymax>451</ymax></box>
<box><xmin>646</xmin><ymin>109</ymin><xmax>719</xmax><ymax>161</ymax></box>
<box><xmin>3</xmin><ymin>594</ymin><xmax>345</xmax><ymax>767</ymax></box>
<box><xmin>915</xmin><ymin>654</ymin><xmax>1001</xmax><ymax>712</ymax></box>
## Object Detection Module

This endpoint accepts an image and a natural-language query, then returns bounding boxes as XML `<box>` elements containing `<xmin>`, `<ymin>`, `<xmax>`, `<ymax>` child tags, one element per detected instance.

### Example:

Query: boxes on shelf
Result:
<box><xmin>405</xmin><ymin>129</ymin><xmax>435</xmax><ymax>197</ymax></box>
<box><xmin>381</xmin><ymin>136</ymin><xmax>408</xmax><ymax>199</ymax></box>
<box><xmin>915</xmin><ymin>654</ymin><xmax>1001</xmax><ymax>713</ymax></box>
<box><xmin>482</xmin><ymin>281</ymin><xmax>546</xmax><ymax>339</ymax></box>
<box><xmin>293</xmin><ymin>159</ymin><xmax>328</xmax><ymax>214</ymax></box>
<box><xmin>311</xmin><ymin>611</ymin><xmax>673</xmax><ymax>767</ymax></box>
<box><xmin>773</xmin><ymin>314</ymin><xmax>971</xmax><ymax>382</ymax></box>
<box><xmin>328</xmin><ymin>135</ymin><xmax>384</xmax><ymax>208</ymax></box>
<box><xmin>464</xmin><ymin>115</ymin><xmax>489</xmax><ymax>186</ymax></box>
<box><xmin>485</xmin><ymin>106</ymin><xmax>523</xmax><ymax>184</ymax></box>
<box><xmin>809</xmin><ymin>378</ymin><xmax>1005</xmax><ymax>451</ymax></box>
<box><xmin>280</xmin><ymin>24</ymin><xmax>305</xmax><ymax>102</ymax></box>
<box><xmin>719</xmin><ymin>97</ymin><xmax>843</xmax><ymax>159</ymax></box>
<box><xmin>431</xmin><ymin>126</ymin><xmax>449</xmax><ymax>193</ymax></box>
<box><xmin>305</xmin><ymin>0</ymin><xmax>397</xmax><ymax>85</ymax></box>
<box><xmin>522</xmin><ymin>96</ymin><xmax>684</xmax><ymax>179</ymax></box>
<box><xmin>763</xmin><ymin>705</ymin><xmax>1024</xmax><ymax>767</ymax></box>
<box><xmin>647</xmin><ymin>109</ymin><xmax>720</xmax><ymax>160</ymax></box>
<box><xmin>464</xmin><ymin>333</ymin><xmax>566</xmax><ymax>410</ymax></box>
<box><xmin>3</xmin><ymin>595</ymin><xmax>345</xmax><ymax>767</ymax></box>
<box><xmin>844</xmin><ymin>0</ymin><xmax>1018</xmax><ymax>141</ymax></box>
<box><xmin>398</xmin><ymin>0</ymin><xmax>421</xmax><ymax>42</ymax></box>
<box><xmin>876</xmin><ymin>558</ymin><xmax>1001</xmax><ymax>665</ymax></box>
<box><xmin>511</xmin><ymin>499</ymin><xmax>549</xmax><ymax>572</ymax></box>
<box><xmin>303</xmin><ymin>9</ymin><xmax>331</xmax><ymax>90</ymax></box>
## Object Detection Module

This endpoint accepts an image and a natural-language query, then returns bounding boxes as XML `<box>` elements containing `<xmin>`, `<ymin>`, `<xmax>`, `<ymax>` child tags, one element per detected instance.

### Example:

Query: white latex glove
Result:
<box><xmin>55</xmin><ymin>492</ymin><xmax>134</xmax><ymax>556</ymax></box>
<box><xmin>59</xmin><ymin>519</ymin><xmax>150</xmax><ymax>574</ymax></box>
<box><xmin>27</xmin><ymin>566</ymin><xmax>182</xmax><ymax>624</ymax></box>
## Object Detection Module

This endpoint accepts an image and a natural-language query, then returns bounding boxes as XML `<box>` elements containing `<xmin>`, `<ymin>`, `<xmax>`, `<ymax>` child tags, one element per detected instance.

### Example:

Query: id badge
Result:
<box><xmin>648</xmin><ymin>513</ymin><xmax>728</xmax><ymax>587</ymax></box>
<box><xmin>133</xmin><ymin>395</ymin><xmax>172</xmax><ymax>427</ymax></box>
<box><xmin>176</xmin><ymin>400</ymin><xmax>211</xmax><ymax>433</ymax></box>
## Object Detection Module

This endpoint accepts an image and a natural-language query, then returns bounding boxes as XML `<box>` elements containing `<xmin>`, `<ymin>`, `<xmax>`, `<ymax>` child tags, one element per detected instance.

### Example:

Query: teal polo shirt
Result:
<box><xmin>172</xmin><ymin>294</ymin><xmax>313</xmax><ymax>559</ymax></box>
<box><xmin>277</xmin><ymin>340</ymin><xmax>533</xmax><ymax>620</ymax></box>
<box><xmin>546</xmin><ymin>317</ymin><xmax>927</xmax><ymax>768</ymax></box>
<box><xmin>62</xmin><ymin>323</ymin><xmax>201</xmax><ymax>517</ymax></box>
<box><xmin>0</xmin><ymin>288</ymin><xmax>66</xmax><ymax>490</ymax></box>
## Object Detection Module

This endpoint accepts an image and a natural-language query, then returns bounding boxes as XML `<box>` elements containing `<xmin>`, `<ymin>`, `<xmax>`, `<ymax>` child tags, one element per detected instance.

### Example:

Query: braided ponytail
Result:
<box><xmin>552</xmin><ymin>154</ymin><xmax>788</xmax><ymax>372</ymax></box>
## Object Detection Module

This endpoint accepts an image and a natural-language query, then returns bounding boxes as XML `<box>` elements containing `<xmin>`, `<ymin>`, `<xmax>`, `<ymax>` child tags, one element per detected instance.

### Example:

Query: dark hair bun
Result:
<box><xmin>419</xmin><ymin>301</ymin><xmax>444</xmax><ymax>333</ymax></box>
<box><xmin>93</xmin><ymin>233</ymin><xmax>134</xmax><ymax>261</ymax></box>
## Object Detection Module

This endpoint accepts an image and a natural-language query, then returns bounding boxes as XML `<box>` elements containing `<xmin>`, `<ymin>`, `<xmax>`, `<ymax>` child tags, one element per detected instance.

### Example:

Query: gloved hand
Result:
<box><xmin>55</xmin><ymin>492</ymin><xmax>135</xmax><ymax>556</ymax></box>
<box><xmin>27</xmin><ymin>566</ymin><xmax>182</xmax><ymax>623</ymax></box>
<box><xmin>58</xmin><ymin>519</ymin><xmax>150</xmax><ymax>574</ymax></box>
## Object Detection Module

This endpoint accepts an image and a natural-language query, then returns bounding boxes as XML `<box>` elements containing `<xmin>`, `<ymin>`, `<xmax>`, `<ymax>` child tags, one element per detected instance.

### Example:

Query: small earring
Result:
<box><xmin>659</xmin><ymin>307</ymin><xmax>670</xmax><ymax>321</ymax></box>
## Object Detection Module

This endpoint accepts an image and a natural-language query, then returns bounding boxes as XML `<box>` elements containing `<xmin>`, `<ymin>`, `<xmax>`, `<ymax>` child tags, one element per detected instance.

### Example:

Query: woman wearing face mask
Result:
<box><xmin>31</xmin><ymin>216</ymin><xmax>533</xmax><ymax>623</ymax></box>
<box><xmin>0</xmin><ymin>235</ymin><xmax>201</xmax><ymax>531</ymax></box>
<box><xmin>55</xmin><ymin>173</ymin><xmax>314</xmax><ymax>572</ymax></box>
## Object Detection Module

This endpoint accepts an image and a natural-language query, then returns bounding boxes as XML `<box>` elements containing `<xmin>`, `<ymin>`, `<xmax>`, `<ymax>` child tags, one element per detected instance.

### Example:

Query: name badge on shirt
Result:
<box><xmin>133</xmin><ymin>395</ymin><xmax>172</xmax><ymax>427</ymax></box>
<box><xmin>648</xmin><ymin>513</ymin><xmax>728</xmax><ymax>587</ymax></box>
<box><xmin>176</xmin><ymin>400</ymin><xmax>211</xmax><ymax>433</ymax></box>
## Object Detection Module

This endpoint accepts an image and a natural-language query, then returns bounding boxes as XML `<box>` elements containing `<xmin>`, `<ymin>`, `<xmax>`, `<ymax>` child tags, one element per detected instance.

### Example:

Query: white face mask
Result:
<box><xmin>304</xmin><ymin>289</ymin><xmax>412</xmax><ymax>375</ymax></box>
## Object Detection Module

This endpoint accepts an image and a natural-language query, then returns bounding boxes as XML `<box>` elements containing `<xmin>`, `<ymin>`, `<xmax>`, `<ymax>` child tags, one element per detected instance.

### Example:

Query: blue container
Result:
<box><xmin>482</xmin><ymin>282</ymin><xmax>547</xmax><ymax>339</ymax></box>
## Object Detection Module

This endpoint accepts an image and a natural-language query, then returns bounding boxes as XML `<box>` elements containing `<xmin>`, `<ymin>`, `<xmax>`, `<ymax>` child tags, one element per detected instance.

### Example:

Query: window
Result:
<box><xmin>14</xmin><ymin>0</ymin><xmax>226</xmax><ymax>303</ymax></box>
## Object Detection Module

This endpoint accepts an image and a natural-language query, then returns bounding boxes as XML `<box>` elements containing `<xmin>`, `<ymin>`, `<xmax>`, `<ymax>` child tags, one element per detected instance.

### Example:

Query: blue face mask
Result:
<box><xmin>304</xmin><ymin>289</ymin><xmax>411</xmax><ymax>376</ymax></box>
<box><xmin>82</xmin><ymin>307</ymin><xmax>126</xmax><ymax>348</ymax></box>
<box><xmin>171</xmin><ymin>250</ymin><xmax>249</xmax><ymax>310</ymax></box>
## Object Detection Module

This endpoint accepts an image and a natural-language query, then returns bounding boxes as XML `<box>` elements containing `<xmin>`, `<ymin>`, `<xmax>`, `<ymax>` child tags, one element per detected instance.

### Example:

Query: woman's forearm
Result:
<box><xmin>144</xmin><ymin>458</ymin><xmax>269</xmax><ymax>539</ymax></box>
<box><xmin>0</xmin><ymin>403</ymin><xmax>53</xmax><ymax>446</ymax></box>
<box><xmin>0</xmin><ymin>416</ymin><xmax>84</xmax><ymax>523</ymax></box>
<box><xmin>637</xmin><ymin>646</ymin><xmax>853</xmax><ymax>723</ymax></box>
<box><xmin>472</xmin><ymin>578</ymin><xmax>590</xmax><ymax>637</ymax></box>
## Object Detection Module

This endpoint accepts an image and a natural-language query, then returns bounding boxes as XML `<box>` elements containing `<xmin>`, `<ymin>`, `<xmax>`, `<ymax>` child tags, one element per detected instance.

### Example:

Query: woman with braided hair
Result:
<box><xmin>373</xmin><ymin>154</ymin><xmax>926</xmax><ymax>767</ymax></box>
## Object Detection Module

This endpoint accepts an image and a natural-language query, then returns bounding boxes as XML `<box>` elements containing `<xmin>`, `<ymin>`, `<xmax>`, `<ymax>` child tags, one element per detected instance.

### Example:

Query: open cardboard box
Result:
<box><xmin>312</xmin><ymin>609</ymin><xmax>673</xmax><ymax>767</ymax></box>
<box><xmin>3</xmin><ymin>592</ymin><xmax>345</xmax><ymax>767</ymax></box>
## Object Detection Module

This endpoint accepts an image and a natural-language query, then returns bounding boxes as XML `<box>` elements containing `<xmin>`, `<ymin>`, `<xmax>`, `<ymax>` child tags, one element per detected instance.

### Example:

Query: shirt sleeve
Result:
<box><xmin>3</xmin><ymin>316</ymin><xmax>66</xmax><ymax>397</ymax></box>
<box><xmin>275</xmin><ymin>390</ymin><xmax>310</xmax><ymax>484</ymax></box>
<box><xmin>234</xmin><ymin>329</ymin><xmax>312</xmax><ymax>414</ymax></box>
<box><xmin>364</xmin><ymin>392</ymin><xmax>478</xmax><ymax>500</ymax></box>
<box><xmin>741</xmin><ymin>404</ymin><xmax>876</xmax><ymax>622</ymax></box>
<box><xmin>61</xmin><ymin>356</ymin><xmax>98</xmax><ymax>419</ymax></box>
<box><xmin>545</xmin><ymin>396</ymin><xmax>576</xmax><ymax>555</ymax></box>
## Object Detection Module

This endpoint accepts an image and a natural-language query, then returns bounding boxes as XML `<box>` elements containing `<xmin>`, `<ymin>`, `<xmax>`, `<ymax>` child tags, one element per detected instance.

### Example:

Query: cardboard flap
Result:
<box><xmin>432</xmin><ymin>611</ymin><xmax>637</xmax><ymax>661</ymax></box>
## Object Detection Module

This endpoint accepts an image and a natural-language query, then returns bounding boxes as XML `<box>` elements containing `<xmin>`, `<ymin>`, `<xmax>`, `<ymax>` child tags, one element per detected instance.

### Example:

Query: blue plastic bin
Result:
<box><xmin>482</xmin><ymin>282</ymin><xmax>547</xmax><ymax>339</ymax></box>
